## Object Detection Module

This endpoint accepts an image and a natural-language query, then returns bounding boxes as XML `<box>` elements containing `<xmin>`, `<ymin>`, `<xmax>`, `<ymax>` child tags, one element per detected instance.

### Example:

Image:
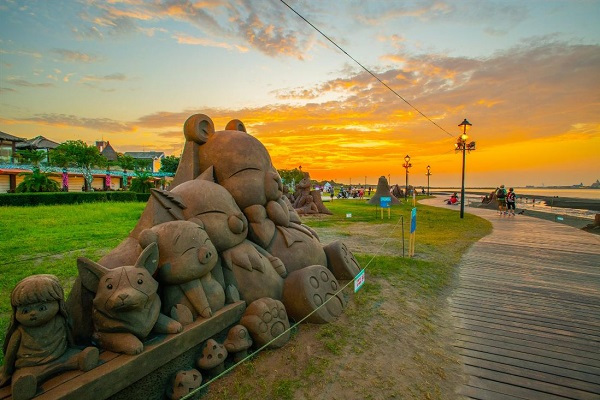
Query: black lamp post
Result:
<box><xmin>455</xmin><ymin>118</ymin><xmax>476</xmax><ymax>218</ymax></box>
<box><xmin>426</xmin><ymin>165</ymin><xmax>431</xmax><ymax>196</ymax></box>
<box><xmin>403</xmin><ymin>154</ymin><xmax>411</xmax><ymax>199</ymax></box>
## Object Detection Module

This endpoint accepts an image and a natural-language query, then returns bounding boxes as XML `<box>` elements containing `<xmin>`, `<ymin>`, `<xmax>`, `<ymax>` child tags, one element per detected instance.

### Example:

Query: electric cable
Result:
<box><xmin>279</xmin><ymin>0</ymin><xmax>455</xmax><ymax>138</ymax></box>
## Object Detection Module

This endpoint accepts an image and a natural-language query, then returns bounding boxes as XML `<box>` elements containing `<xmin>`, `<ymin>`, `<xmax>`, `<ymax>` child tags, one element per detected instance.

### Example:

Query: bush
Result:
<box><xmin>0</xmin><ymin>191</ymin><xmax>147</xmax><ymax>206</ymax></box>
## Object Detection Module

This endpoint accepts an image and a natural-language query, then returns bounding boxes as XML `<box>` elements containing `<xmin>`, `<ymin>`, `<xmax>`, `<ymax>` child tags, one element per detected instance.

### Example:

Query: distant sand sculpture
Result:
<box><xmin>368</xmin><ymin>176</ymin><xmax>400</xmax><ymax>205</ymax></box>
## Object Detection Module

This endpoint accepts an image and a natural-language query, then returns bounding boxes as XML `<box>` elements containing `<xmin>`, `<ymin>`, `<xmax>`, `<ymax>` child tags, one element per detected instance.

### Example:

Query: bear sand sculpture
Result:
<box><xmin>2</xmin><ymin>113</ymin><xmax>361</xmax><ymax>399</ymax></box>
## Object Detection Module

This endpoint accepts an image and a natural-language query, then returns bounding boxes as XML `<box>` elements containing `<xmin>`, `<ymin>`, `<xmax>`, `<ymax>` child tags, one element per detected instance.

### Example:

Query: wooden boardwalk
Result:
<box><xmin>422</xmin><ymin>200</ymin><xmax>600</xmax><ymax>399</ymax></box>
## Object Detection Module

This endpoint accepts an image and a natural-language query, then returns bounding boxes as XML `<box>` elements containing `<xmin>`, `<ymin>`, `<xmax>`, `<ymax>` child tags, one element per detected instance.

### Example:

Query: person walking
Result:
<box><xmin>506</xmin><ymin>187</ymin><xmax>517</xmax><ymax>216</ymax></box>
<box><xmin>496</xmin><ymin>185</ymin><xmax>507</xmax><ymax>215</ymax></box>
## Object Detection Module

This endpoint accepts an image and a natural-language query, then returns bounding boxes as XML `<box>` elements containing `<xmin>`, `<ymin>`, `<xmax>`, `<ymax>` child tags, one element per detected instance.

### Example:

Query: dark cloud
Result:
<box><xmin>19</xmin><ymin>114</ymin><xmax>133</xmax><ymax>132</ymax></box>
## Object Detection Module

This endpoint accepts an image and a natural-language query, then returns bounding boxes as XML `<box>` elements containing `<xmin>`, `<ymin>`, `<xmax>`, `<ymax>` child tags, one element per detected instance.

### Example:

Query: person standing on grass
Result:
<box><xmin>506</xmin><ymin>187</ymin><xmax>517</xmax><ymax>216</ymax></box>
<box><xmin>496</xmin><ymin>185</ymin><xmax>507</xmax><ymax>215</ymax></box>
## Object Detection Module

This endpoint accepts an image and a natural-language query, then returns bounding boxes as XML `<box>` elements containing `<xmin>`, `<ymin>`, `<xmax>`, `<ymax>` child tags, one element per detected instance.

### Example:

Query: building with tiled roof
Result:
<box><xmin>96</xmin><ymin>140</ymin><xmax>119</xmax><ymax>162</ymax></box>
<box><xmin>124</xmin><ymin>151</ymin><xmax>165</xmax><ymax>172</ymax></box>
<box><xmin>16</xmin><ymin>135</ymin><xmax>60</xmax><ymax>150</ymax></box>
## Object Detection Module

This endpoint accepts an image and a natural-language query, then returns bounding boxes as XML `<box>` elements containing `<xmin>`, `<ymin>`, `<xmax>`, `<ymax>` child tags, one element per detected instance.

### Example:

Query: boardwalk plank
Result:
<box><xmin>457</xmin><ymin>346</ymin><xmax>600</xmax><ymax>390</ymax></box>
<box><xmin>420</xmin><ymin>199</ymin><xmax>600</xmax><ymax>399</ymax></box>
<box><xmin>463</xmin><ymin>363</ymin><xmax>599</xmax><ymax>399</ymax></box>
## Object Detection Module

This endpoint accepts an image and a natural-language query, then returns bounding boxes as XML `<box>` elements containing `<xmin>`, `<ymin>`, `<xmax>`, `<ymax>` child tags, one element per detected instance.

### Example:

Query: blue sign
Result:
<box><xmin>380</xmin><ymin>196</ymin><xmax>391</xmax><ymax>208</ymax></box>
<box><xmin>410</xmin><ymin>207</ymin><xmax>417</xmax><ymax>233</ymax></box>
<box><xmin>354</xmin><ymin>269</ymin><xmax>365</xmax><ymax>292</ymax></box>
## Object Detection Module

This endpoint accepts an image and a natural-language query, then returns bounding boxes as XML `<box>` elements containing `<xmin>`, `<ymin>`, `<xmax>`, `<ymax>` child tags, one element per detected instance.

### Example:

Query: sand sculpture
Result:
<box><xmin>292</xmin><ymin>171</ymin><xmax>332</xmax><ymax>215</ymax></box>
<box><xmin>0</xmin><ymin>275</ymin><xmax>99</xmax><ymax>400</ymax></box>
<box><xmin>367</xmin><ymin>176</ymin><xmax>400</xmax><ymax>205</ymax></box>
<box><xmin>1</xmin><ymin>113</ymin><xmax>361</xmax><ymax>399</ymax></box>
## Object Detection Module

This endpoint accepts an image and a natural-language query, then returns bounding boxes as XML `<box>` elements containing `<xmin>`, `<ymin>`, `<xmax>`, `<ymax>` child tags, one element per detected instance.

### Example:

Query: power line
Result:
<box><xmin>279</xmin><ymin>0</ymin><xmax>455</xmax><ymax>138</ymax></box>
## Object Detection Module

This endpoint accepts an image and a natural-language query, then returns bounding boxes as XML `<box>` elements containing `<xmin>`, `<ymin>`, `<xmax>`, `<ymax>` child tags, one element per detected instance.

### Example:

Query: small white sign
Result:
<box><xmin>354</xmin><ymin>269</ymin><xmax>365</xmax><ymax>292</ymax></box>
<box><xmin>346</xmin><ymin>213</ymin><xmax>352</xmax><ymax>218</ymax></box>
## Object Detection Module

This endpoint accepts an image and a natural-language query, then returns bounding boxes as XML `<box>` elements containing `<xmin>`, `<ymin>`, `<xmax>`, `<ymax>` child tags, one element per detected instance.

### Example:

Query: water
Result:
<box><xmin>440</xmin><ymin>188</ymin><xmax>600</xmax><ymax>200</ymax></box>
<box><xmin>437</xmin><ymin>187</ymin><xmax>599</xmax><ymax>220</ymax></box>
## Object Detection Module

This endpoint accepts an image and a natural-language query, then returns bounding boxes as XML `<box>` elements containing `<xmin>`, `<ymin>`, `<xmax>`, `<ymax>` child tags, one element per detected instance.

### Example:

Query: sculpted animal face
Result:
<box><xmin>91</xmin><ymin>266</ymin><xmax>158</xmax><ymax>312</ymax></box>
<box><xmin>139</xmin><ymin>220</ymin><xmax>218</xmax><ymax>284</ymax></box>
<box><xmin>77</xmin><ymin>243</ymin><xmax>161</xmax><ymax>336</ymax></box>
<box><xmin>182</xmin><ymin>114</ymin><xmax>283</xmax><ymax>210</ymax></box>
<box><xmin>170</xmin><ymin>173</ymin><xmax>249</xmax><ymax>252</ymax></box>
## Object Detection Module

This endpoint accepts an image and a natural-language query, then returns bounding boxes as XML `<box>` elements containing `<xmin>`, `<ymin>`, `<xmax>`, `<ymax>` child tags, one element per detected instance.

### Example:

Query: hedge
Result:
<box><xmin>0</xmin><ymin>191</ymin><xmax>151</xmax><ymax>207</ymax></box>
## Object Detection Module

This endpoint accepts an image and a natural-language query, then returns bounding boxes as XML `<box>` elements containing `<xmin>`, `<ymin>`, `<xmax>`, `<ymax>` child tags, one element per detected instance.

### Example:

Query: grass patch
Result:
<box><xmin>0</xmin><ymin>196</ymin><xmax>492</xmax><ymax>396</ymax></box>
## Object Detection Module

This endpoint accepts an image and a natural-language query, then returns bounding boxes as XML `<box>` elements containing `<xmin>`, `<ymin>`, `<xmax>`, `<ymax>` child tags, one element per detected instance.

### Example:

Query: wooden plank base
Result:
<box><xmin>0</xmin><ymin>301</ymin><xmax>246</xmax><ymax>400</ymax></box>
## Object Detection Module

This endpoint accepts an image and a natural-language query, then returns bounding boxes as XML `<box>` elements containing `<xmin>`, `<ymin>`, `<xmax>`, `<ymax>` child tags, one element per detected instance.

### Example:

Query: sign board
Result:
<box><xmin>354</xmin><ymin>269</ymin><xmax>365</xmax><ymax>292</ymax></box>
<box><xmin>346</xmin><ymin>213</ymin><xmax>352</xmax><ymax>218</ymax></box>
<box><xmin>380</xmin><ymin>196</ymin><xmax>391</xmax><ymax>208</ymax></box>
<box><xmin>410</xmin><ymin>207</ymin><xmax>417</xmax><ymax>233</ymax></box>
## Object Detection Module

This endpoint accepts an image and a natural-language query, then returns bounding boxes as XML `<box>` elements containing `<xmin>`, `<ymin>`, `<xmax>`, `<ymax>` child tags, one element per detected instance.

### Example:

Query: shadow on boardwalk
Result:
<box><xmin>420</xmin><ymin>198</ymin><xmax>600</xmax><ymax>400</ymax></box>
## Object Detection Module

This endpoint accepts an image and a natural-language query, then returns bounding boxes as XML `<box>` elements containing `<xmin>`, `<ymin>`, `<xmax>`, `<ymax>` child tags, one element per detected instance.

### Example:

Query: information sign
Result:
<box><xmin>380</xmin><ymin>196</ymin><xmax>391</xmax><ymax>208</ymax></box>
<box><xmin>354</xmin><ymin>269</ymin><xmax>365</xmax><ymax>292</ymax></box>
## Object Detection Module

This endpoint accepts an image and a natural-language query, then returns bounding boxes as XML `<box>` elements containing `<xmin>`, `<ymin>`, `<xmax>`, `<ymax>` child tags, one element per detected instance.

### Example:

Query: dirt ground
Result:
<box><xmin>201</xmin><ymin>223</ymin><xmax>466</xmax><ymax>400</ymax></box>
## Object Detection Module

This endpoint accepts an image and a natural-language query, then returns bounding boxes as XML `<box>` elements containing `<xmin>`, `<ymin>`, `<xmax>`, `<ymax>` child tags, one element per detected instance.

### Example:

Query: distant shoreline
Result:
<box><xmin>432</xmin><ymin>191</ymin><xmax>600</xmax><ymax>212</ymax></box>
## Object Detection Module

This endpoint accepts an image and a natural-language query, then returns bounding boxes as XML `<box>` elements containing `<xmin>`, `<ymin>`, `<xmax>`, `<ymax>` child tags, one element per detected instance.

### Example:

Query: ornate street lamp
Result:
<box><xmin>403</xmin><ymin>154</ymin><xmax>411</xmax><ymax>199</ymax></box>
<box><xmin>455</xmin><ymin>118</ymin><xmax>476</xmax><ymax>218</ymax></box>
<box><xmin>425</xmin><ymin>165</ymin><xmax>431</xmax><ymax>196</ymax></box>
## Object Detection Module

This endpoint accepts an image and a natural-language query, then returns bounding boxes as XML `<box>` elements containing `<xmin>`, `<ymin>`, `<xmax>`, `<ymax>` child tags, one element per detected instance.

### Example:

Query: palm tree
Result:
<box><xmin>16</xmin><ymin>168</ymin><xmax>60</xmax><ymax>192</ymax></box>
<box><xmin>129</xmin><ymin>170</ymin><xmax>154</xmax><ymax>193</ymax></box>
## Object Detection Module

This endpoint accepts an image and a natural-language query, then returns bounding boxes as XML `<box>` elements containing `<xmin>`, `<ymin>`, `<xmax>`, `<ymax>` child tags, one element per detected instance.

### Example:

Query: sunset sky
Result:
<box><xmin>1</xmin><ymin>0</ymin><xmax>599</xmax><ymax>188</ymax></box>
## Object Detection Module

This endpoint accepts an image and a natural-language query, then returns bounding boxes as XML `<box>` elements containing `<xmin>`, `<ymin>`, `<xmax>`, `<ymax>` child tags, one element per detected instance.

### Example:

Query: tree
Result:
<box><xmin>134</xmin><ymin>158</ymin><xmax>152</xmax><ymax>172</ymax></box>
<box><xmin>15</xmin><ymin>149</ymin><xmax>47</xmax><ymax>166</ymax></box>
<box><xmin>117</xmin><ymin>154</ymin><xmax>136</xmax><ymax>189</ymax></box>
<box><xmin>277</xmin><ymin>168</ymin><xmax>304</xmax><ymax>191</ymax></box>
<box><xmin>129</xmin><ymin>170</ymin><xmax>154</xmax><ymax>193</ymax></box>
<box><xmin>160</xmin><ymin>155</ymin><xmax>180</xmax><ymax>174</ymax></box>
<box><xmin>16</xmin><ymin>168</ymin><xmax>60</xmax><ymax>193</ymax></box>
<box><xmin>48</xmin><ymin>148</ymin><xmax>74</xmax><ymax>191</ymax></box>
<box><xmin>53</xmin><ymin>140</ymin><xmax>104</xmax><ymax>191</ymax></box>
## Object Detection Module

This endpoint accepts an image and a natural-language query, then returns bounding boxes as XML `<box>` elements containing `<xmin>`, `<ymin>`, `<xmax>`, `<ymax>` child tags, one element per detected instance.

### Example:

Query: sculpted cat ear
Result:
<box><xmin>197</xmin><ymin>166</ymin><xmax>215</xmax><ymax>182</ymax></box>
<box><xmin>77</xmin><ymin>257</ymin><xmax>109</xmax><ymax>293</ymax></box>
<box><xmin>184</xmin><ymin>114</ymin><xmax>214</xmax><ymax>144</ymax></box>
<box><xmin>138</xmin><ymin>229</ymin><xmax>159</xmax><ymax>250</ymax></box>
<box><xmin>225</xmin><ymin>119</ymin><xmax>246</xmax><ymax>133</ymax></box>
<box><xmin>135</xmin><ymin>242</ymin><xmax>159</xmax><ymax>275</ymax></box>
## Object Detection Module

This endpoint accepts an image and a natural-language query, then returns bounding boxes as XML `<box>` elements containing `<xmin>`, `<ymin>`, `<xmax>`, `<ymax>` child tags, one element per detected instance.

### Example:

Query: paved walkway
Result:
<box><xmin>420</xmin><ymin>199</ymin><xmax>600</xmax><ymax>399</ymax></box>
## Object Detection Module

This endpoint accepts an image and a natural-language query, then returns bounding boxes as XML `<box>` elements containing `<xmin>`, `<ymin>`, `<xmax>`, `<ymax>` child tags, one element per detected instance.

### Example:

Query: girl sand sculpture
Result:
<box><xmin>0</xmin><ymin>275</ymin><xmax>99</xmax><ymax>400</ymax></box>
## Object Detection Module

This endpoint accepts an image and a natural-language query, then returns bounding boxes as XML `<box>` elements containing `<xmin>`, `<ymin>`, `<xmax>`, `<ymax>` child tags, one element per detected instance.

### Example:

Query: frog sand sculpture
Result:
<box><xmin>10</xmin><ymin>113</ymin><xmax>364</xmax><ymax>398</ymax></box>
<box><xmin>2</xmin><ymin>114</ymin><xmax>363</xmax><ymax>399</ymax></box>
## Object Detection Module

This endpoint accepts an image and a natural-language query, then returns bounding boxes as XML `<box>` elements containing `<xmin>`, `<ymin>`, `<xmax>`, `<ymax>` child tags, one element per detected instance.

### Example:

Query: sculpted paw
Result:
<box><xmin>240</xmin><ymin>298</ymin><xmax>290</xmax><ymax>349</ymax></box>
<box><xmin>93</xmin><ymin>332</ymin><xmax>144</xmax><ymax>355</ymax></box>
<box><xmin>269</xmin><ymin>256</ymin><xmax>287</xmax><ymax>278</ymax></box>
<box><xmin>78</xmin><ymin>346</ymin><xmax>100</xmax><ymax>371</ymax></box>
<box><xmin>324</xmin><ymin>240</ymin><xmax>361</xmax><ymax>280</ymax></box>
<box><xmin>282</xmin><ymin>265</ymin><xmax>347</xmax><ymax>324</ymax></box>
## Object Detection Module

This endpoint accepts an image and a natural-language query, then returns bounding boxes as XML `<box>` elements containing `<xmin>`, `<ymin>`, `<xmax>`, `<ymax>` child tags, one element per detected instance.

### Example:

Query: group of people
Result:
<box><xmin>495</xmin><ymin>184</ymin><xmax>517</xmax><ymax>216</ymax></box>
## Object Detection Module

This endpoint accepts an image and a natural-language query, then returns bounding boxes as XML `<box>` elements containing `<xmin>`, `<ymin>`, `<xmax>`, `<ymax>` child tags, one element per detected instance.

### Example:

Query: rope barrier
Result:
<box><xmin>182</xmin><ymin>214</ymin><xmax>406</xmax><ymax>399</ymax></box>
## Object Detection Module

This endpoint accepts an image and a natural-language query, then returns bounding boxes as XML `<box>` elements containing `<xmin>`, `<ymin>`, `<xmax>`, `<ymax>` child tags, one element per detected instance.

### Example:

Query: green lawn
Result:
<box><xmin>0</xmin><ymin>197</ymin><xmax>492</xmax><ymax>372</ymax></box>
